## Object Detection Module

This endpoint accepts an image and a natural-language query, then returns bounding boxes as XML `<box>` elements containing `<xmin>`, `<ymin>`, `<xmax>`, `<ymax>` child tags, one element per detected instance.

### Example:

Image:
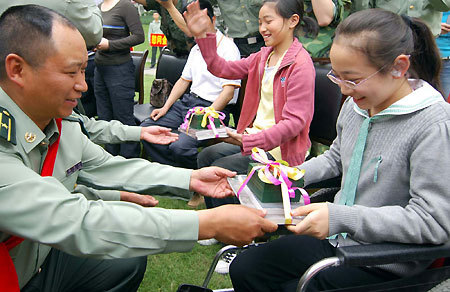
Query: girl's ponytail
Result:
<box><xmin>264</xmin><ymin>0</ymin><xmax>319</xmax><ymax>38</ymax></box>
<box><xmin>406</xmin><ymin>16</ymin><xmax>441</xmax><ymax>92</ymax></box>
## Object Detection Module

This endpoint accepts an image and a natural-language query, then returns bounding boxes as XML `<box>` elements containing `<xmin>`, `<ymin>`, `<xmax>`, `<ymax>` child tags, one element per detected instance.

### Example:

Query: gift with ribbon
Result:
<box><xmin>237</xmin><ymin>148</ymin><xmax>310</xmax><ymax>224</ymax></box>
<box><xmin>179</xmin><ymin>106</ymin><xmax>226</xmax><ymax>138</ymax></box>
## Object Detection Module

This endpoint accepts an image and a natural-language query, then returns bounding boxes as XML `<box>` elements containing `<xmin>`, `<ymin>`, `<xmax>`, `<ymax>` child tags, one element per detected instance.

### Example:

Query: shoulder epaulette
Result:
<box><xmin>0</xmin><ymin>106</ymin><xmax>16</xmax><ymax>145</ymax></box>
<box><xmin>63</xmin><ymin>114</ymin><xmax>91</xmax><ymax>139</ymax></box>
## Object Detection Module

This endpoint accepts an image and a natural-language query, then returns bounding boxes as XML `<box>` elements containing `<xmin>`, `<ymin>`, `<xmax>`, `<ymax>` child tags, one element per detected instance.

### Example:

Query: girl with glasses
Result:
<box><xmin>229</xmin><ymin>8</ymin><xmax>450</xmax><ymax>291</ymax></box>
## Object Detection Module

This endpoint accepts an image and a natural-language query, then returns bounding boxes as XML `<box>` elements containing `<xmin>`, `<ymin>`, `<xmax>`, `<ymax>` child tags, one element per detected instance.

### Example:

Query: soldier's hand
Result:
<box><xmin>140</xmin><ymin>126</ymin><xmax>178</xmax><ymax>144</ymax></box>
<box><xmin>189</xmin><ymin>167</ymin><xmax>236</xmax><ymax>198</ymax></box>
<box><xmin>183</xmin><ymin>0</ymin><xmax>211</xmax><ymax>38</ymax></box>
<box><xmin>198</xmin><ymin>205</ymin><xmax>278</xmax><ymax>246</ymax></box>
<box><xmin>120</xmin><ymin>191</ymin><xmax>159</xmax><ymax>207</ymax></box>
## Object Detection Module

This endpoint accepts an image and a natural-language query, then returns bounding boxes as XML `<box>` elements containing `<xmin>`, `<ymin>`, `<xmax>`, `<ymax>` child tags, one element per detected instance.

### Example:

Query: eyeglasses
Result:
<box><xmin>327</xmin><ymin>65</ymin><xmax>387</xmax><ymax>90</ymax></box>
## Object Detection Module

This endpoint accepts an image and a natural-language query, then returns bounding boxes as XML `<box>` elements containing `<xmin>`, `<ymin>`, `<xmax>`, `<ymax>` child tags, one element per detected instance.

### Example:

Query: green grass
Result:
<box><xmin>137</xmin><ymin>196</ymin><xmax>233</xmax><ymax>292</ymax></box>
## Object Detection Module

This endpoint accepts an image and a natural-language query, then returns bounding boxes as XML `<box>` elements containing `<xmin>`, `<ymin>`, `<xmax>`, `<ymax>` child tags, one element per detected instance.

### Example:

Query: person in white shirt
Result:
<box><xmin>140</xmin><ymin>0</ymin><xmax>241</xmax><ymax>170</ymax></box>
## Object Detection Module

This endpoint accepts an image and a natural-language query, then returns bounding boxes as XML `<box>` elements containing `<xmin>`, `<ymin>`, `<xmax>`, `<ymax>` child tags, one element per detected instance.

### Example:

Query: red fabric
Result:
<box><xmin>429</xmin><ymin>257</ymin><xmax>446</xmax><ymax>269</ymax></box>
<box><xmin>0</xmin><ymin>118</ymin><xmax>62</xmax><ymax>291</ymax></box>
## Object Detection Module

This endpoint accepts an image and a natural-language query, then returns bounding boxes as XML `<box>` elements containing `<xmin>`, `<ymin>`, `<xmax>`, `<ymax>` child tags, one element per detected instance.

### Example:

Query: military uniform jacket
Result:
<box><xmin>0</xmin><ymin>88</ymin><xmax>199</xmax><ymax>288</ymax></box>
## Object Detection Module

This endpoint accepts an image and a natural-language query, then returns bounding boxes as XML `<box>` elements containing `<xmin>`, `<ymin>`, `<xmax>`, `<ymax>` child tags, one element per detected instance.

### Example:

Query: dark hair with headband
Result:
<box><xmin>334</xmin><ymin>9</ymin><xmax>441</xmax><ymax>92</ymax></box>
<box><xmin>263</xmin><ymin>0</ymin><xmax>318</xmax><ymax>38</ymax></box>
<box><xmin>0</xmin><ymin>5</ymin><xmax>76</xmax><ymax>80</ymax></box>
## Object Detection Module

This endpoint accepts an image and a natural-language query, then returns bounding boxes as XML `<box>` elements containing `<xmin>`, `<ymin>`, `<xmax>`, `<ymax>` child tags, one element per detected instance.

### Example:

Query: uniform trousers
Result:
<box><xmin>197</xmin><ymin>142</ymin><xmax>274</xmax><ymax>209</ymax></box>
<box><xmin>141</xmin><ymin>93</ymin><xmax>231</xmax><ymax>169</ymax></box>
<box><xmin>94</xmin><ymin>59</ymin><xmax>140</xmax><ymax>158</ymax></box>
<box><xmin>21</xmin><ymin>248</ymin><xmax>147</xmax><ymax>292</ymax></box>
<box><xmin>230</xmin><ymin>235</ymin><xmax>399</xmax><ymax>292</ymax></box>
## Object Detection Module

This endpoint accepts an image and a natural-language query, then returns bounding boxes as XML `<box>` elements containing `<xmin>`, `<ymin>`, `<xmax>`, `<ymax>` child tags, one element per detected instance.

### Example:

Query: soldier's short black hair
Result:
<box><xmin>182</xmin><ymin>0</ymin><xmax>214</xmax><ymax>21</ymax></box>
<box><xmin>0</xmin><ymin>4</ymin><xmax>76</xmax><ymax>80</ymax></box>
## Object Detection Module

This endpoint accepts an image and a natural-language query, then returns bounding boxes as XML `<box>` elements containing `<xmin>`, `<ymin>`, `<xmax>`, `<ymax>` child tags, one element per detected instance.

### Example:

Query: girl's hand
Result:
<box><xmin>96</xmin><ymin>38</ymin><xmax>109</xmax><ymax>51</ymax></box>
<box><xmin>286</xmin><ymin>203</ymin><xmax>330</xmax><ymax>239</ymax></box>
<box><xmin>223</xmin><ymin>129</ymin><xmax>243</xmax><ymax>146</ymax></box>
<box><xmin>183</xmin><ymin>0</ymin><xmax>211</xmax><ymax>38</ymax></box>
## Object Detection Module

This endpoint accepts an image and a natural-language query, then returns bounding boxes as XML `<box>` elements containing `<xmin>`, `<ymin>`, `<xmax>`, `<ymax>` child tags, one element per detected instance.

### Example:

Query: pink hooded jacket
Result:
<box><xmin>196</xmin><ymin>34</ymin><xmax>315</xmax><ymax>166</ymax></box>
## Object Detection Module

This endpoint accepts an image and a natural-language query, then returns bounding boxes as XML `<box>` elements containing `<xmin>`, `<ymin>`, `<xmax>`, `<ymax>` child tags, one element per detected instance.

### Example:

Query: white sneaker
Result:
<box><xmin>215</xmin><ymin>252</ymin><xmax>236</xmax><ymax>275</ymax></box>
<box><xmin>197</xmin><ymin>238</ymin><xmax>219</xmax><ymax>246</ymax></box>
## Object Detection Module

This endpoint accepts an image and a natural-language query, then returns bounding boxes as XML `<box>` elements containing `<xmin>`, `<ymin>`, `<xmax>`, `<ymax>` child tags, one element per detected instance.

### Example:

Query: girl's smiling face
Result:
<box><xmin>330</xmin><ymin>38</ymin><xmax>412</xmax><ymax>116</ymax></box>
<box><xmin>258</xmin><ymin>2</ymin><xmax>296</xmax><ymax>48</ymax></box>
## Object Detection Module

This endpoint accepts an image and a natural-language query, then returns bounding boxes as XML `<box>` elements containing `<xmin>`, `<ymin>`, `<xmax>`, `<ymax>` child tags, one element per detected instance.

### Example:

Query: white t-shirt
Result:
<box><xmin>181</xmin><ymin>30</ymin><xmax>241</xmax><ymax>104</ymax></box>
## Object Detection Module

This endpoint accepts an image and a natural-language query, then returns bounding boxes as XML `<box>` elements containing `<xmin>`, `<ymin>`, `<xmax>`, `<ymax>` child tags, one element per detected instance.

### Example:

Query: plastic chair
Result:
<box><xmin>133</xmin><ymin>47</ymin><xmax>188</xmax><ymax>124</ymax></box>
<box><xmin>131</xmin><ymin>49</ymin><xmax>149</xmax><ymax>104</ymax></box>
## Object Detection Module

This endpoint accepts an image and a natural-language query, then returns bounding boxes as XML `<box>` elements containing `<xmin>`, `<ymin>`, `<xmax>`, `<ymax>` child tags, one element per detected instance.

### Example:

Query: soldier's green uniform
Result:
<box><xmin>297</xmin><ymin>0</ymin><xmax>352</xmax><ymax>58</ymax></box>
<box><xmin>0</xmin><ymin>0</ymin><xmax>102</xmax><ymax>48</ymax></box>
<box><xmin>0</xmin><ymin>88</ymin><xmax>199</xmax><ymax>288</ymax></box>
<box><xmin>213</xmin><ymin>0</ymin><xmax>264</xmax><ymax>56</ymax></box>
<box><xmin>145</xmin><ymin>0</ymin><xmax>194</xmax><ymax>56</ymax></box>
<box><xmin>71</xmin><ymin>111</ymin><xmax>144</xmax><ymax>201</ymax></box>
<box><xmin>351</xmin><ymin>0</ymin><xmax>450</xmax><ymax>36</ymax></box>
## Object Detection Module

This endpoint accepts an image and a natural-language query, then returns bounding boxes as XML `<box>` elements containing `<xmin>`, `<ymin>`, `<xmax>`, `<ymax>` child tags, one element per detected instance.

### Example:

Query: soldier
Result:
<box><xmin>0</xmin><ymin>5</ymin><xmax>277</xmax><ymax>291</ymax></box>
<box><xmin>351</xmin><ymin>0</ymin><xmax>450</xmax><ymax>37</ymax></box>
<box><xmin>298</xmin><ymin>0</ymin><xmax>352</xmax><ymax>58</ymax></box>
<box><xmin>136</xmin><ymin>0</ymin><xmax>194</xmax><ymax>56</ymax></box>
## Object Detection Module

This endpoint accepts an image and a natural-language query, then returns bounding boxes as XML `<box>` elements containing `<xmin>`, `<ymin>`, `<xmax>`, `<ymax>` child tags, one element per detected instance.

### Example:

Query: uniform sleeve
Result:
<box><xmin>328</xmin><ymin>119</ymin><xmax>450</xmax><ymax>245</ymax></box>
<box><xmin>108</xmin><ymin>1</ymin><xmax>145</xmax><ymax>51</ymax></box>
<box><xmin>430</xmin><ymin>0</ymin><xmax>450</xmax><ymax>11</ymax></box>
<box><xmin>78</xmin><ymin>114</ymin><xmax>141</xmax><ymax>144</ymax></box>
<box><xmin>74</xmin><ymin>184</ymin><xmax>121</xmax><ymax>201</ymax></box>
<box><xmin>0</xmin><ymin>147</ymin><xmax>198</xmax><ymax>259</ymax></box>
<box><xmin>65</xmin><ymin>0</ymin><xmax>103</xmax><ymax>47</ymax></box>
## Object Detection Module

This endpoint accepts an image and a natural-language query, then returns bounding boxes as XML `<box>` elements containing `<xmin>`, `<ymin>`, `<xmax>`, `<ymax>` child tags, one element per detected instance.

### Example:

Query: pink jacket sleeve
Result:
<box><xmin>196</xmin><ymin>33</ymin><xmax>256</xmax><ymax>81</ymax></box>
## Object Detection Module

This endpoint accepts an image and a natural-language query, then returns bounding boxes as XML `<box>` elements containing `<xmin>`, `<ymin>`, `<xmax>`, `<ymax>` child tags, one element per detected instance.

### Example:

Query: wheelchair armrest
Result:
<box><xmin>337</xmin><ymin>241</ymin><xmax>450</xmax><ymax>267</ymax></box>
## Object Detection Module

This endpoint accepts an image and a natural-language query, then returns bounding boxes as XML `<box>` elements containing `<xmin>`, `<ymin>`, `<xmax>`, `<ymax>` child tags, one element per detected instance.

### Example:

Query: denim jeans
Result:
<box><xmin>94</xmin><ymin>59</ymin><xmax>140</xmax><ymax>158</ymax></box>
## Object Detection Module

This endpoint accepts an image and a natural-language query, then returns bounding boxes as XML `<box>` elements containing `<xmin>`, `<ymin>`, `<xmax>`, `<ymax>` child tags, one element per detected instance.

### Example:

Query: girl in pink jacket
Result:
<box><xmin>185</xmin><ymin>0</ymin><xmax>317</xmax><ymax>209</ymax></box>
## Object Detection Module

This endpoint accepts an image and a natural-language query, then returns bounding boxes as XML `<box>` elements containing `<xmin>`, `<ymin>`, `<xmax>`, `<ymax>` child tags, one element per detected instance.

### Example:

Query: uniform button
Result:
<box><xmin>246</xmin><ymin>19</ymin><xmax>250</xmax><ymax>23</ymax></box>
<box><xmin>241</xmin><ymin>5</ymin><xmax>245</xmax><ymax>8</ymax></box>
<box><xmin>38</xmin><ymin>268</ymin><xmax>42</xmax><ymax>273</ymax></box>
<box><xmin>24</xmin><ymin>132</ymin><xmax>36</xmax><ymax>143</ymax></box>
<box><xmin>409</xmin><ymin>5</ymin><xmax>414</xmax><ymax>9</ymax></box>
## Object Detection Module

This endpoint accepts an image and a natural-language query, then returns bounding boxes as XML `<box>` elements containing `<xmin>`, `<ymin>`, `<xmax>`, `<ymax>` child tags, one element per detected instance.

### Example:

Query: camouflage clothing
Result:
<box><xmin>297</xmin><ymin>0</ymin><xmax>352</xmax><ymax>58</ymax></box>
<box><xmin>351</xmin><ymin>0</ymin><xmax>450</xmax><ymax>37</ymax></box>
<box><xmin>145</xmin><ymin>0</ymin><xmax>194</xmax><ymax>56</ymax></box>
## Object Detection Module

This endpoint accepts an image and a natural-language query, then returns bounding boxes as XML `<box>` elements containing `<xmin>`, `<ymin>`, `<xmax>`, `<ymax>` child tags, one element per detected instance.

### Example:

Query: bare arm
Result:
<box><xmin>210</xmin><ymin>85</ymin><xmax>237</xmax><ymax>111</ymax></box>
<box><xmin>311</xmin><ymin>0</ymin><xmax>335</xmax><ymax>27</ymax></box>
